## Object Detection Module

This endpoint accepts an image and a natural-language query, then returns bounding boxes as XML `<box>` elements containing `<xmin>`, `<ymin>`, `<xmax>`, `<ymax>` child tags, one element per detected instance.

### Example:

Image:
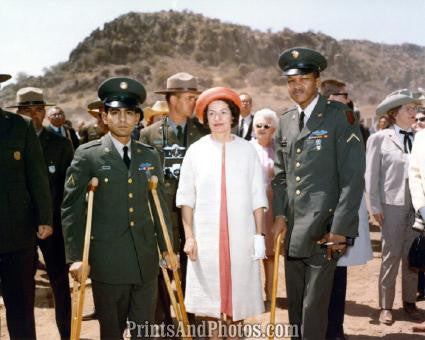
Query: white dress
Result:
<box><xmin>176</xmin><ymin>135</ymin><xmax>268</xmax><ymax>321</ymax></box>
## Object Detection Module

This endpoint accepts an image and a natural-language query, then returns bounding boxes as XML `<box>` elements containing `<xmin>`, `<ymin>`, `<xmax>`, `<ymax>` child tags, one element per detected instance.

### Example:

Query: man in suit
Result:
<box><xmin>47</xmin><ymin>105</ymin><xmax>80</xmax><ymax>150</ymax></box>
<box><xmin>409</xmin><ymin>128</ymin><xmax>425</xmax><ymax>332</ymax></box>
<box><xmin>272</xmin><ymin>48</ymin><xmax>365</xmax><ymax>340</ymax></box>
<box><xmin>10</xmin><ymin>87</ymin><xmax>74</xmax><ymax>338</ymax></box>
<box><xmin>366</xmin><ymin>89</ymin><xmax>421</xmax><ymax>324</ymax></box>
<box><xmin>233</xmin><ymin>92</ymin><xmax>254</xmax><ymax>140</ymax></box>
<box><xmin>139</xmin><ymin>72</ymin><xmax>208</xmax><ymax>324</ymax></box>
<box><xmin>0</xmin><ymin>77</ymin><xmax>53</xmax><ymax>339</ymax></box>
<box><xmin>62</xmin><ymin>77</ymin><xmax>174</xmax><ymax>339</ymax></box>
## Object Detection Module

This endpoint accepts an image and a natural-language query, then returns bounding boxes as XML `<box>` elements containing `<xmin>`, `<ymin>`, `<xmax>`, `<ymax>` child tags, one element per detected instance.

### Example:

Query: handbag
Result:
<box><xmin>408</xmin><ymin>231</ymin><xmax>425</xmax><ymax>272</ymax></box>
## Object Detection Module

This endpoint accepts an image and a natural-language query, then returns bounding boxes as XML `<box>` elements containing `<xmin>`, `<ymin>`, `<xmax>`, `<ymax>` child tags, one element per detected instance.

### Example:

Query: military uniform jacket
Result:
<box><xmin>272</xmin><ymin>95</ymin><xmax>365</xmax><ymax>258</ymax></box>
<box><xmin>61</xmin><ymin>134</ymin><xmax>172</xmax><ymax>284</ymax></box>
<box><xmin>0</xmin><ymin>109</ymin><xmax>52</xmax><ymax>254</ymax></box>
<box><xmin>39</xmin><ymin>128</ymin><xmax>74</xmax><ymax>230</ymax></box>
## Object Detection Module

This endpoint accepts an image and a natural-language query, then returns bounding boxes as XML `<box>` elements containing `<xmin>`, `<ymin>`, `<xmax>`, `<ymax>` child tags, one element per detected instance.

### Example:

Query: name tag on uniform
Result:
<box><xmin>101</xmin><ymin>165</ymin><xmax>111</xmax><ymax>171</ymax></box>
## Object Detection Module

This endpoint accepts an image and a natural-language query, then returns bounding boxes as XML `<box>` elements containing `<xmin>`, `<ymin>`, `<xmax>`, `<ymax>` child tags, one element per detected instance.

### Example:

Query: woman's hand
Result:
<box><xmin>184</xmin><ymin>237</ymin><xmax>198</xmax><ymax>261</ymax></box>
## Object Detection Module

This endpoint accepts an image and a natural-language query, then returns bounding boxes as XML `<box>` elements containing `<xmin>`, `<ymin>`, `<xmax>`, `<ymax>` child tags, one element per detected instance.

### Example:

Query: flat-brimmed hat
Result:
<box><xmin>376</xmin><ymin>89</ymin><xmax>423</xmax><ymax>116</ymax></box>
<box><xmin>0</xmin><ymin>74</ymin><xmax>11</xmax><ymax>83</ymax></box>
<box><xmin>98</xmin><ymin>77</ymin><xmax>146</xmax><ymax>109</ymax></box>
<box><xmin>155</xmin><ymin>72</ymin><xmax>201</xmax><ymax>95</ymax></box>
<box><xmin>195</xmin><ymin>87</ymin><xmax>241</xmax><ymax>123</ymax></box>
<box><xmin>278</xmin><ymin>47</ymin><xmax>327</xmax><ymax>76</ymax></box>
<box><xmin>6</xmin><ymin>87</ymin><xmax>55</xmax><ymax>108</ymax></box>
<box><xmin>144</xmin><ymin>101</ymin><xmax>169</xmax><ymax>122</ymax></box>
<box><xmin>87</xmin><ymin>100</ymin><xmax>104</xmax><ymax>119</ymax></box>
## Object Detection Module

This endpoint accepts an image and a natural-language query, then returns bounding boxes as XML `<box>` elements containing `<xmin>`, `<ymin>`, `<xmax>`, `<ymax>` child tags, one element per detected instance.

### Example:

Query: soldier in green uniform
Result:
<box><xmin>62</xmin><ymin>77</ymin><xmax>174</xmax><ymax>339</ymax></box>
<box><xmin>139</xmin><ymin>72</ymin><xmax>208</xmax><ymax>323</ymax></box>
<box><xmin>272</xmin><ymin>48</ymin><xmax>365</xmax><ymax>340</ymax></box>
<box><xmin>8</xmin><ymin>87</ymin><xmax>74</xmax><ymax>339</ymax></box>
<box><xmin>0</xmin><ymin>74</ymin><xmax>53</xmax><ymax>339</ymax></box>
<box><xmin>78</xmin><ymin>100</ymin><xmax>108</xmax><ymax>144</ymax></box>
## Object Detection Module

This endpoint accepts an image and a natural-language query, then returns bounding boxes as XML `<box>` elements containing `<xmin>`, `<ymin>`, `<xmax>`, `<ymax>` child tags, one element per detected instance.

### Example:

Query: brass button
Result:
<box><xmin>328</xmin><ymin>208</ymin><xmax>333</xmax><ymax>213</ymax></box>
<box><xmin>296</xmin><ymin>162</ymin><xmax>301</xmax><ymax>168</ymax></box>
<box><xmin>296</xmin><ymin>176</ymin><xmax>301</xmax><ymax>182</ymax></box>
<box><xmin>128</xmin><ymin>178</ymin><xmax>133</xmax><ymax>184</ymax></box>
<box><xmin>129</xmin><ymin>207</ymin><xmax>134</xmax><ymax>213</ymax></box>
<box><xmin>104</xmin><ymin>178</ymin><xmax>109</xmax><ymax>183</ymax></box>
<box><xmin>296</xmin><ymin>148</ymin><xmax>302</xmax><ymax>154</ymax></box>
<box><xmin>128</xmin><ymin>193</ymin><xmax>133</xmax><ymax>198</ymax></box>
<box><xmin>295</xmin><ymin>189</ymin><xmax>301</xmax><ymax>195</ymax></box>
<box><xmin>130</xmin><ymin>221</ymin><xmax>135</xmax><ymax>227</ymax></box>
<box><xmin>90</xmin><ymin>236</ymin><xmax>94</xmax><ymax>240</ymax></box>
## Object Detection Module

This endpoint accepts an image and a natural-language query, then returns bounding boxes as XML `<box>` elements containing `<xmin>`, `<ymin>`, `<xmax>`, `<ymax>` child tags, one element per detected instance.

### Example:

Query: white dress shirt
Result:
<box><xmin>297</xmin><ymin>94</ymin><xmax>319</xmax><ymax>126</ymax></box>
<box><xmin>238</xmin><ymin>114</ymin><xmax>252</xmax><ymax>138</ymax></box>
<box><xmin>109</xmin><ymin>132</ymin><xmax>131</xmax><ymax>159</ymax></box>
<box><xmin>393</xmin><ymin>124</ymin><xmax>414</xmax><ymax>153</ymax></box>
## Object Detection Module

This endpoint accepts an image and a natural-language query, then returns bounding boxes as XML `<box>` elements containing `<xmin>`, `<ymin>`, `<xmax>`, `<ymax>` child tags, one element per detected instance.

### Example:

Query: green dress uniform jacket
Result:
<box><xmin>139</xmin><ymin>117</ymin><xmax>208</xmax><ymax>248</ymax></box>
<box><xmin>39</xmin><ymin>128</ymin><xmax>74</xmax><ymax>229</ymax></box>
<box><xmin>272</xmin><ymin>95</ymin><xmax>366</xmax><ymax>258</ymax></box>
<box><xmin>0</xmin><ymin>109</ymin><xmax>52</xmax><ymax>254</ymax></box>
<box><xmin>61</xmin><ymin>134</ymin><xmax>172</xmax><ymax>284</ymax></box>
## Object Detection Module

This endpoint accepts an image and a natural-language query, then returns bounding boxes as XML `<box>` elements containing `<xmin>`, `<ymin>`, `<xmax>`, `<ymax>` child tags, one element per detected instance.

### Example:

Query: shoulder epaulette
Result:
<box><xmin>81</xmin><ymin>139</ymin><xmax>102</xmax><ymax>149</ymax></box>
<box><xmin>134</xmin><ymin>140</ymin><xmax>154</xmax><ymax>149</ymax></box>
<box><xmin>281</xmin><ymin>106</ymin><xmax>297</xmax><ymax>116</ymax></box>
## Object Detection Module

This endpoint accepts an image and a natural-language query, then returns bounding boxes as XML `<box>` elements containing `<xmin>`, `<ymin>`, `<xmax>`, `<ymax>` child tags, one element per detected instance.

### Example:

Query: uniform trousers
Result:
<box><xmin>379</xmin><ymin>195</ymin><xmax>417</xmax><ymax>309</ymax></box>
<box><xmin>37</xmin><ymin>229</ymin><xmax>71</xmax><ymax>339</ymax></box>
<box><xmin>92</xmin><ymin>278</ymin><xmax>157</xmax><ymax>340</ymax></box>
<box><xmin>0</xmin><ymin>247</ymin><xmax>36</xmax><ymax>339</ymax></box>
<box><xmin>326</xmin><ymin>266</ymin><xmax>347</xmax><ymax>338</ymax></box>
<box><xmin>285</xmin><ymin>246</ymin><xmax>339</xmax><ymax>340</ymax></box>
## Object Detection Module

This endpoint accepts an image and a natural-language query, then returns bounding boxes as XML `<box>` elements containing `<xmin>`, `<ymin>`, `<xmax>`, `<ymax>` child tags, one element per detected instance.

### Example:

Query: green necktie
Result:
<box><xmin>177</xmin><ymin>125</ymin><xmax>184</xmax><ymax>144</ymax></box>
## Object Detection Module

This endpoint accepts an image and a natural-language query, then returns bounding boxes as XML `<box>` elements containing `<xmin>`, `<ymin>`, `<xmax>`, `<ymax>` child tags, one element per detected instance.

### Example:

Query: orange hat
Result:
<box><xmin>195</xmin><ymin>87</ymin><xmax>241</xmax><ymax>123</ymax></box>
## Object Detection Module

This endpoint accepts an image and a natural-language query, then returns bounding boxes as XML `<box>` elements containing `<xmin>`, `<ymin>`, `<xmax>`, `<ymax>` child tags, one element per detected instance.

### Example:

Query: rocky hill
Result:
<box><xmin>3</xmin><ymin>10</ymin><xmax>425</xmax><ymax>122</ymax></box>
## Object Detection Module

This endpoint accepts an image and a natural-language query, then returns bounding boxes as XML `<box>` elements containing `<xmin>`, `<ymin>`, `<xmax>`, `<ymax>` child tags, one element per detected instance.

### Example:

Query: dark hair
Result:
<box><xmin>202</xmin><ymin>99</ymin><xmax>240</xmax><ymax>129</ymax></box>
<box><xmin>320</xmin><ymin>79</ymin><xmax>347</xmax><ymax>99</ymax></box>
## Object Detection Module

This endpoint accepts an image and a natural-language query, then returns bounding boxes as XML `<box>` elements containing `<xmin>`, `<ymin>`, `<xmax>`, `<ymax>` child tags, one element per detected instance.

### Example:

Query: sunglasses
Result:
<box><xmin>416</xmin><ymin>117</ymin><xmax>425</xmax><ymax>122</ymax></box>
<box><xmin>255</xmin><ymin>123</ymin><xmax>272</xmax><ymax>129</ymax></box>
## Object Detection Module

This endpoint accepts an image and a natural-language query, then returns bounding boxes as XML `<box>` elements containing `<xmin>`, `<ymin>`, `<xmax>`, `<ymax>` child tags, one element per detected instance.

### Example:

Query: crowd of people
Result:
<box><xmin>1</xmin><ymin>45</ymin><xmax>425</xmax><ymax>340</ymax></box>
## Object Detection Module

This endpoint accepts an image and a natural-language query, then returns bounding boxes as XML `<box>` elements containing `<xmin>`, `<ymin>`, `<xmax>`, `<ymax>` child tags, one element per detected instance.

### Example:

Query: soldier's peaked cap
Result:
<box><xmin>98</xmin><ymin>77</ymin><xmax>146</xmax><ymax>109</ymax></box>
<box><xmin>278</xmin><ymin>47</ymin><xmax>327</xmax><ymax>76</ymax></box>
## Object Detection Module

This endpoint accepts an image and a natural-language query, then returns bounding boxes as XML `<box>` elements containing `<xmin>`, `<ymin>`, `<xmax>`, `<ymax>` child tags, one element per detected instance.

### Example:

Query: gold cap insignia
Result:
<box><xmin>120</xmin><ymin>81</ymin><xmax>128</xmax><ymax>90</ymax></box>
<box><xmin>13</xmin><ymin>151</ymin><xmax>21</xmax><ymax>161</ymax></box>
<box><xmin>291</xmin><ymin>50</ymin><xmax>300</xmax><ymax>59</ymax></box>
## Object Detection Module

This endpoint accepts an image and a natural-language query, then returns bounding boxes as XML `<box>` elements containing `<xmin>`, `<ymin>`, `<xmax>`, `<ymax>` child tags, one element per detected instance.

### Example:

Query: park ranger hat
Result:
<box><xmin>87</xmin><ymin>100</ymin><xmax>104</xmax><ymax>119</ymax></box>
<box><xmin>0</xmin><ymin>74</ymin><xmax>11</xmax><ymax>83</ymax></box>
<box><xmin>155</xmin><ymin>72</ymin><xmax>202</xmax><ymax>95</ymax></box>
<box><xmin>278</xmin><ymin>47</ymin><xmax>327</xmax><ymax>76</ymax></box>
<box><xmin>7</xmin><ymin>87</ymin><xmax>55</xmax><ymax>108</ymax></box>
<box><xmin>98</xmin><ymin>77</ymin><xmax>146</xmax><ymax>110</ymax></box>
<box><xmin>376</xmin><ymin>88</ymin><xmax>423</xmax><ymax>116</ymax></box>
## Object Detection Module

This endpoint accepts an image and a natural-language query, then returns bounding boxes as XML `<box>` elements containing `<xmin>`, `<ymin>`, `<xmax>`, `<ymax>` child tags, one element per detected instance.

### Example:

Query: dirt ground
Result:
<box><xmin>1</xmin><ymin>224</ymin><xmax>425</xmax><ymax>339</ymax></box>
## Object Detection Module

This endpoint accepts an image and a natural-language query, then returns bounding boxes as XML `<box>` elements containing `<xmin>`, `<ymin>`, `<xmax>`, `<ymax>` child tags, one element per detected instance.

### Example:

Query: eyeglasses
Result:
<box><xmin>416</xmin><ymin>117</ymin><xmax>425</xmax><ymax>122</ymax></box>
<box><xmin>255</xmin><ymin>123</ymin><xmax>272</xmax><ymax>129</ymax></box>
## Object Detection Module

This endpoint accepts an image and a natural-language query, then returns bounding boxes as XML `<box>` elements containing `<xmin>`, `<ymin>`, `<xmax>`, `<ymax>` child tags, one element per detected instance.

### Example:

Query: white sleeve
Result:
<box><xmin>409</xmin><ymin>132</ymin><xmax>425</xmax><ymax>212</ymax></box>
<box><xmin>365</xmin><ymin>133</ymin><xmax>383</xmax><ymax>214</ymax></box>
<box><xmin>176</xmin><ymin>146</ymin><xmax>196</xmax><ymax>208</ymax></box>
<box><xmin>250</xmin><ymin>147</ymin><xmax>268</xmax><ymax>211</ymax></box>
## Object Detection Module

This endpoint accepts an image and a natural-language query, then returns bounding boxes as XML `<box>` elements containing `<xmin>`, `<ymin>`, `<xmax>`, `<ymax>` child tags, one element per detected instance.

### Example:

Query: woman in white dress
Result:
<box><xmin>176</xmin><ymin>87</ymin><xmax>268</xmax><ymax>336</ymax></box>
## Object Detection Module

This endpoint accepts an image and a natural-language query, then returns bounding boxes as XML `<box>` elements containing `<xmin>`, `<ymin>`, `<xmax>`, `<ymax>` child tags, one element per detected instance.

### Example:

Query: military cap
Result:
<box><xmin>98</xmin><ymin>77</ymin><xmax>146</xmax><ymax>109</ymax></box>
<box><xmin>278</xmin><ymin>47</ymin><xmax>327</xmax><ymax>76</ymax></box>
<box><xmin>7</xmin><ymin>87</ymin><xmax>55</xmax><ymax>108</ymax></box>
<box><xmin>376</xmin><ymin>88</ymin><xmax>423</xmax><ymax>116</ymax></box>
<box><xmin>0</xmin><ymin>74</ymin><xmax>11</xmax><ymax>83</ymax></box>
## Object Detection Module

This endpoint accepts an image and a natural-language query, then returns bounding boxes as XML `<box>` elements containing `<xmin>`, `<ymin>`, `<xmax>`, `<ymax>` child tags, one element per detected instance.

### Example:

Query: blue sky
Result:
<box><xmin>1</xmin><ymin>0</ymin><xmax>424</xmax><ymax>84</ymax></box>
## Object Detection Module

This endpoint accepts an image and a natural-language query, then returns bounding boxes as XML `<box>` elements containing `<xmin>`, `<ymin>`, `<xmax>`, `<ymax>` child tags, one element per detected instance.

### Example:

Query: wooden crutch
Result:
<box><xmin>149</xmin><ymin>175</ymin><xmax>192</xmax><ymax>340</ymax></box>
<box><xmin>147</xmin><ymin>199</ymin><xmax>183</xmax><ymax>324</ymax></box>
<box><xmin>269</xmin><ymin>230</ymin><xmax>285</xmax><ymax>340</ymax></box>
<box><xmin>70</xmin><ymin>177</ymin><xmax>98</xmax><ymax>340</ymax></box>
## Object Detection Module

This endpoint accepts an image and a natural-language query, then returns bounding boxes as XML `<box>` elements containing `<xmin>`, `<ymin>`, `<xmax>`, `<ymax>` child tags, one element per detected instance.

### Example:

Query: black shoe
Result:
<box><xmin>403</xmin><ymin>302</ymin><xmax>422</xmax><ymax>321</ymax></box>
<box><xmin>417</xmin><ymin>292</ymin><xmax>425</xmax><ymax>301</ymax></box>
<box><xmin>82</xmin><ymin>310</ymin><xmax>97</xmax><ymax>321</ymax></box>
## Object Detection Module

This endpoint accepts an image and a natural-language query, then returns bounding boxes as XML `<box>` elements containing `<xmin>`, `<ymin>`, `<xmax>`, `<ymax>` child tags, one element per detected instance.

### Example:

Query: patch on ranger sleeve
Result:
<box><xmin>346</xmin><ymin>110</ymin><xmax>355</xmax><ymax>125</ymax></box>
<box><xmin>347</xmin><ymin>133</ymin><xmax>360</xmax><ymax>143</ymax></box>
<box><xmin>66</xmin><ymin>174</ymin><xmax>76</xmax><ymax>187</ymax></box>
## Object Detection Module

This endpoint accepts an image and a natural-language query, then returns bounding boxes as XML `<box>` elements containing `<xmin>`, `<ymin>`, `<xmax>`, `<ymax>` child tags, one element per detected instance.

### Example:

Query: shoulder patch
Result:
<box><xmin>346</xmin><ymin>110</ymin><xmax>355</xmax><ymax>125</ymax></box>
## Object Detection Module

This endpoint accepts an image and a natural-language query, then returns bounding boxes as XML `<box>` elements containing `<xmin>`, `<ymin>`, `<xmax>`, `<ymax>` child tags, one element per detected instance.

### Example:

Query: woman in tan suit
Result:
<box><xmin>365</xmin><ymin>89</ymin><xmax>421</xmax><ymax>325</ymax></box>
